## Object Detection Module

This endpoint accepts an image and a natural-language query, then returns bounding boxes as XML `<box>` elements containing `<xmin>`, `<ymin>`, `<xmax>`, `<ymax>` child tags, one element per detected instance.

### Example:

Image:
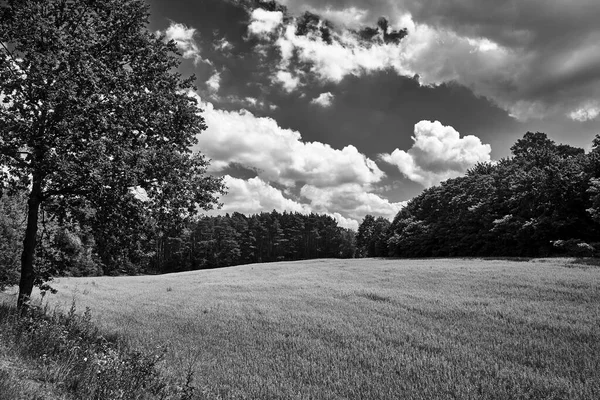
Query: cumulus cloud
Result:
<box><xmin>300</xmin><ymin>183</ymin><xmax>406</xmax><ymax>222</ymax></box>
<box><xmin>210</xmin><ymin>176</ymin><xmax>363</xmax><ymax>229</ymax></box>
<box><xmin>381</xmin><ymin>120</ymin><xmax>491</xmax><ymax>187</ymax></box>
<box><xmin>213</xmin><ymin>175</ymin><xmax>311</xmax><ymax>215</ymax></box>
<box><xmin>569</xmin><ymin>103</ymin><xmax>600</xmax><ymax>122</ymax></box>
<box><xmin>310</xmin><ymin>92</ymin><xmax>334</xmax><ymax>107</ymax></box>
<box><xmin>328</xmin><ymin>212</ymin><xmax>360</xmax><ymax>230</ymax></box>
<box><xmin>275</xmin><ymin>70</ymin><xmax>301</xmax><ymax>92</ymax></box>
<box><xmin>189</xmin><ymin>93</ymin><xmax>384</xmax><ymax>188</ymax></box>
<box><xmin>311</xmin><ymin>7</ymin><xmax>368</xmax><ymax>28</ymax></box>
<box><xmin>206</xmin><ymin>71</ymin><xmax>221</xmax><ymax>92</ymax></box>
<box><xmin>248</xmin><ymin>9</ymin><xmax>284</xmax><ymax>38</ymax></box>
<box><xmin>159</xmin><ymin>23</ymin><xmax>204</xmax><ymax>64</ymax></box>
<box><xmin>185</xmin><ymin>91</ymin><xmax>402</xmax><ymax>226</ymax></box>
<box><xmin>213</xmin><ymin>37</ymin><xmax>234</xmax><ymax>52</ymax></box>
<box><xmin>274</xmin><ymin>22</ymin><xmax>410</xmax><ymax>84</ymax></box>
<box><xmin>250</xmin><ymin>1</ymin><xmax>600</xmax><ymax>120</ymax></box>
<box><xmin>267</xmin><ymin>11</ymin><xmax>524</xmax><ymax>112</ymax></box>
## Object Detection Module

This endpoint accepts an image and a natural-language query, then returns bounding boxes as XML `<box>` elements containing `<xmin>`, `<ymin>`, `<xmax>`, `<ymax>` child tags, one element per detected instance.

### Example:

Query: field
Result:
<box><xmin>4</xmin><ymin>258</ymin><xmax>600</xmax><ymax>399</ymax></box>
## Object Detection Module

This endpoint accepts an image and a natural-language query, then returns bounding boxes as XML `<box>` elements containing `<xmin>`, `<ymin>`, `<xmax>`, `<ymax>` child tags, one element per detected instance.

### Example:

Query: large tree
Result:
<box><xmin>0</xmin><ymin>0</ymin><xmax>224</xmax><ymax>308</ymax></box>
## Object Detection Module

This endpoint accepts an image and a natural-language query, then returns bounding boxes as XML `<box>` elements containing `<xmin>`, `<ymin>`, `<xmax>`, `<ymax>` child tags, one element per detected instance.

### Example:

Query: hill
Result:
<box><xmin>4</xmin><ymin>258</ymin><xmax>600</xmax><ymax>399</ymax></box>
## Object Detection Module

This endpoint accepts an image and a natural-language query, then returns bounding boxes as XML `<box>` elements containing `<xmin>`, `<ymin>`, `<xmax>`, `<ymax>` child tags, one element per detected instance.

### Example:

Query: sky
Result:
<box><xmin>146</xmin><ymin>0</ymin><xmax>600</xmax><ymax>230</ymax></box>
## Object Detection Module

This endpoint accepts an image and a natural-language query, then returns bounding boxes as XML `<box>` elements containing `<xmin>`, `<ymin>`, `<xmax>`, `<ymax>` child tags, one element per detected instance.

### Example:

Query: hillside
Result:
<box><xmin>4</xmin><ymin>258</ymin><xmax>600</xmax><ymax>399</ymax></box>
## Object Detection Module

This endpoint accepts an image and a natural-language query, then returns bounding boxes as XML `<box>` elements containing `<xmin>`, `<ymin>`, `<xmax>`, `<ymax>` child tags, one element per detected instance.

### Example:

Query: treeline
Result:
<box><xmin>156</xmin><ymin>211</ymin><xmax>356</xmax><ymax>272</ymax></box>
<box><xmin>358</xmin><ymin>132</ymin><xmax>600</xmax><ymax>258</ymax></box>
<box><xmin>0</xmin><ymin>203</ymin><xmax>356</xmax><ymax>286</ymax></box>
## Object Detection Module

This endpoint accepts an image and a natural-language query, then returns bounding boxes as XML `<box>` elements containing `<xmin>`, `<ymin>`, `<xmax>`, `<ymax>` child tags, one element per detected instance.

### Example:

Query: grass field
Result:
<box><xmin>3</xmin><ymin>258</ymin><xmax>600</xmax><ymax>399</ymax></box>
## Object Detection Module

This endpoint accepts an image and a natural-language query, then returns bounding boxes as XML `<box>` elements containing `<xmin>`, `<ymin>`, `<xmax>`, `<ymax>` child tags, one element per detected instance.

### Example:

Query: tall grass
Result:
<box><xmin>3</xmin><ymin>258</ymin><xmax>600</xmax><ymax>399</ymax></box>
<box><xmin>0</xmin><ymin>301</ymin><xmax>200</xmax><ymax>399</ymax></box>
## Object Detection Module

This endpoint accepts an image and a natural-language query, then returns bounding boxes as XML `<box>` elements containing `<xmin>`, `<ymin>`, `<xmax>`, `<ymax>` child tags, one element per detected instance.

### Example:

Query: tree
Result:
<box><xmin>356</xmin><ymin>215</ymin><xmax>376</xmax><ymax>257</ymax></box>
<box><xmin>0</xmin><ymin>0</ymin><xmax>224</xmax><ymax>308</ymax></box>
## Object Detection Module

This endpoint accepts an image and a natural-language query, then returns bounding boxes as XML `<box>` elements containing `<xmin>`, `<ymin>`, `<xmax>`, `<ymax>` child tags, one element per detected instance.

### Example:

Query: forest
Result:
<box><xmin>3</xmin><ymin>131</ymin><xmax>600</xmax><ymax>287</ymax></box>
<box><xmin>377</xmin><ymin>132</ymin><xmax>600</xmax><ymax>258</ymax></box>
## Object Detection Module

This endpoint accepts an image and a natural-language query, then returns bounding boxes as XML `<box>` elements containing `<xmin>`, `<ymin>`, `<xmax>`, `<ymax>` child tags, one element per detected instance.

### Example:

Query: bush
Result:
<box><xmin>0</xmin><ymin>302</ymin><xmax>199</xmax><ymax>400</ymax></box>
<box><xmin>551</xmin><ymin>239</ymin><xmax>596</xmax><ymax>257</ymax></box>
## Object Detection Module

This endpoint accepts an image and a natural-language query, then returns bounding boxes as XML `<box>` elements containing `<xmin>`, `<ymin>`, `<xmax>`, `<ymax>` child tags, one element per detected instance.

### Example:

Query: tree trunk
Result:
<box><xmin>17</xmin><ymin>178</ymin><xmax>42</xmax><ymax>310</ymax></box>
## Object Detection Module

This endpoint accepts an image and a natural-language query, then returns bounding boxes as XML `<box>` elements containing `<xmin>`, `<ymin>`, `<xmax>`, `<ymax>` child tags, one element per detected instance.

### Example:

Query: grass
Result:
<box><xmin>2</xmin><ymin>258</ymin><xmax>600</xmax><ymax>399</ymax></box>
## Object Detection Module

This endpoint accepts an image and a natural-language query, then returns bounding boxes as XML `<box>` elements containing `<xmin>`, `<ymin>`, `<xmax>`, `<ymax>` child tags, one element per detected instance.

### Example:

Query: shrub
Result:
<box><xmin>0</xmin><ymin>302</ymin><xmax>199</xmax><ymax>400</ymax></box>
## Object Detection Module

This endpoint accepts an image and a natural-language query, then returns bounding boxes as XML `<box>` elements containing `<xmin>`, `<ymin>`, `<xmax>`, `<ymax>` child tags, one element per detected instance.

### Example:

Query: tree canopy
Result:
<box><xmin>0</xmin><ymin>0</ymin><xmax>224</xmax><ymax>307</ymax></box>
<box><xmin>384</xmin><ymin>132</ymin><xmax>600</xmax><ymax>258</ymax></box>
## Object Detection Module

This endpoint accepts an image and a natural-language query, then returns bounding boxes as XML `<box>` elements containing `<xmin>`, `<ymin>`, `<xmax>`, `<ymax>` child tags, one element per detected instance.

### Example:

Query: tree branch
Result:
<box><xmin>0</xmin><ymin>42</ymin><xmax>24</xmax><ymax>80</ymax></box>
<box><xmin>0</xmin><ymin>147</ymin><xmax>29</xmax><ymax>168</ymax></box>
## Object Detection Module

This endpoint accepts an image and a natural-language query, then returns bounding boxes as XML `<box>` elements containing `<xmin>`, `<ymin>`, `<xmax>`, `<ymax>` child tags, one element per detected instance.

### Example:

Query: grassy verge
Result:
<box><xmin>0</xmin><ymin>300</ymin><xmax>199</xmax><ymax>399</ymax></box>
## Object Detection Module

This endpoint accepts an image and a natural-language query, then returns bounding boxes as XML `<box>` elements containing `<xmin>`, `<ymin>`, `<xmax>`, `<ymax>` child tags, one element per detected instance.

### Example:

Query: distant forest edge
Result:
<box><xmin>2</xmin><ymin>131</ymin><xmax>600</xmax><ymax>285</ymax></box>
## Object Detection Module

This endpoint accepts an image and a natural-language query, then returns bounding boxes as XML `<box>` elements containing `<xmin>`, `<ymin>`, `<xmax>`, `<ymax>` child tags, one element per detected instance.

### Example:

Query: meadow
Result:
<box><xmin>4</xmin><ymin>258</ymin><xmax>600</xmax><ymax>399</ymax></box>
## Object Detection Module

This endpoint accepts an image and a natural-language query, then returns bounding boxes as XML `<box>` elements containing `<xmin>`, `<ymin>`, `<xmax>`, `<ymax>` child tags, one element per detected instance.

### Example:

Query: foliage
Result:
<box><xmin>356</xmin><ymin>215</ymin><xmax>390</xmax><ymax>257</ymax></box>
<box><xmin>0</xmin><ymin>192</ymin><xmax>24</xmax><ymax>290</ymax></box>
<box><xmin>385</xmin><ymin>132</ymin><xmax>600</xmax><ymax>258</ymax></box>
<box><xmin>0</xmin><ymin>301</ymin><xmax>199</xmax><ymax>399</ymax></box>
<box><xmin>153</xmin><ymin>210</ymin><xmax>356</xmax><ymax>273</ymax></box>
<box><xmin>0</xmin><ymin>0</ymin><xmax>224</xmax><ymax>305</ymax></box>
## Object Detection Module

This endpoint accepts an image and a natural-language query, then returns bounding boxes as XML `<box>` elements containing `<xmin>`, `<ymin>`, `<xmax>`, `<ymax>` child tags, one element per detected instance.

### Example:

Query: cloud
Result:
<box><xmin>275</xmin><ymin>70</ymin><xmax>301</xmax><ymax>92</ymax></box>
<box><xmin>212</xmin><ymin>175</ymin><xmax>311</xmax><ymax>215</ymax></box>
<box><xmin>160</xmin><ymin>23</ymin><xmax>204</xmax><ymax>64</ymax></box>
<box><xmin>185</xmin><ymin>91</ymin><xmax>404</xmax><ymax>226</ymax></box>
<box><xmin>381</xmin><ymin>120</ymin><xmax>491</xmax><ymax>187</ymax></box>
<box><xmin>311</xmin><ymin>7</ymin><xmax>368</xmax><ymax>28</ymax></box>
<box><xmin>206</xmin><ymin>71</ymin><xmax>221</xmax><ymax>92</ymax></box>
<box><xmin>310</xmin><ymin>92</ymin><xmax>334</xmax><ymax>107</ymax></box>
<box><xmin>274</xmin><ymin>22</ymin><xmax>411</xmax><ymax>84</ymax></box>
<box><xmin>248</xmin><ymin>2</ymin><xmax>600</xmax><ymax>121</ymax></box>
<box><xmin>569</xmin><ymin>103</ymin><xmax>600</xmax><ymax>122</ymax></box>
<box><xmin>300</xmin><ymin>183</ymin><xmax>406</xmax><ymax>221</ymax></box>
<box><xmin>328</xmin><ymin>212</ymin><xmax>360</xmax><ymax>230</ymax></box>
<box><xmin>210</xmin><ymin>176</ymin><xmax>362</xmax><ymax>229</ymax></box>
<box><xmin>190</xmin><ymin>93</ymin><xmax>385</xmax><ymax>189</ymax></box>
<box><xmin>213</xmin><ymin>37</ymin><xmax>234</xmax><ymax>52</ymax></box>
<box><xmin>248</xmin><ymin>9</ymin><xmax>284</xmax><ymax>38</ymax></box>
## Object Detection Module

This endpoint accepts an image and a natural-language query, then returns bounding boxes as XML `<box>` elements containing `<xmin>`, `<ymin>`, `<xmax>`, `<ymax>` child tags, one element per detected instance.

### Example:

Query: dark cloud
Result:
<box><xmin>269</xmin><ymin>70</ymin><xmax>519</xmax><ymax>159</ymax></box>
<box><xmin>271</xmin><ymin>0</ymin><xmax>600</xmax><ymax>122</ymax></box>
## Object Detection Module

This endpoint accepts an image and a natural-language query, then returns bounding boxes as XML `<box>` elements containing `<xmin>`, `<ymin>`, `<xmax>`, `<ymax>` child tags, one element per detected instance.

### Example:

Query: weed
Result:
<box><xmin>0</xmin><ymin>302</ymin><xmax>200</xmax><ymax>400</ymax></box>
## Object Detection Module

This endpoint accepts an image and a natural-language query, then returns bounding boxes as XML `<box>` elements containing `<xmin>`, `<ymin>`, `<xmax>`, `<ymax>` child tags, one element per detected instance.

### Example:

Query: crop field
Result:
<box><xmin>3</xmin><ymin>258</ymin><xmax>600</xmax><ymax>399</ymax></box>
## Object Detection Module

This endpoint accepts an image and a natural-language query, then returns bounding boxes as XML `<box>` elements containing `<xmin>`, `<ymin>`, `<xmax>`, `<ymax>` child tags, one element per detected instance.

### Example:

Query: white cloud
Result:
<box><xmin>300</xmin><ymin>183</ymin><xmax>406</xmax><ymax>221</ymax></box>
<box><xmin>328</xmin><ymin>212</ymin><xmax>360</xmax><ymax>230</ymax></box>
<box><xmin>206</xmin><ymin>71</ymin><xmax>221</xmax><ymax>92</ymax></box>
<box><xmin>185</xmin><ymin>91</ymin><xmax>400</xmax><ymax>226</ymax></box>
<box><xmin>310</xmin><ymin>92</ymin><xmax>334</xmax><ymax>107</ymax></box>
<box><xmin>381</xmin><ymin>120</ymin><xmax>491</xmax><ymax>187</ymax></box>
<box><xmin>275</xmin><ymin>23</ymin><xmax>410</xmax><ymax>84</ymax></box>
<box><xmin>275</xmin><ymin>70</ymin><xmax>301</xmax><ymax>92</ymax></box>
<box><xmin>270</xmin><ymin>1</ymin><xmax>600</xmax><ymax>121</ymax></box>
<box><xmin>248</xmin><ymin>9</ymin><xmax>284</xmax><ymax>38</ymax></box>
<box><xmin>273</xmin><ymin>15</ymin><xmax>525</xmax><ymax>114</ymax></box>
<box><xmin>569</xmin><ymin>103</ymin><xmax>600</xmax><ymax>122</ymax></box>
<box><xmin>310</xmin><ymin>7</ymin><xmax>368</xmax><ymax>28</ymax></box>
<box><xmin>160</xmin><ymin>23</ymin><xmax>204</xmax><ymax>64</ymax></box>
<box><xmin>214</xmin><ymin>37</ymin><xmax>234</xmax><ymax>52</ymax></box>
<box><xmin>211</xmin><ymin>175</ymin><xmax>311</xmax><ymax>215</ymax></box>
<box><xmin>209</xmin><ymin>176</ymin><xmax>362</xmax><ymax>229</ymax></box>
<box><xmin>190</xmin><ymin>93</ymin><xmax>385</xmax><ymax>189</ymax></box>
